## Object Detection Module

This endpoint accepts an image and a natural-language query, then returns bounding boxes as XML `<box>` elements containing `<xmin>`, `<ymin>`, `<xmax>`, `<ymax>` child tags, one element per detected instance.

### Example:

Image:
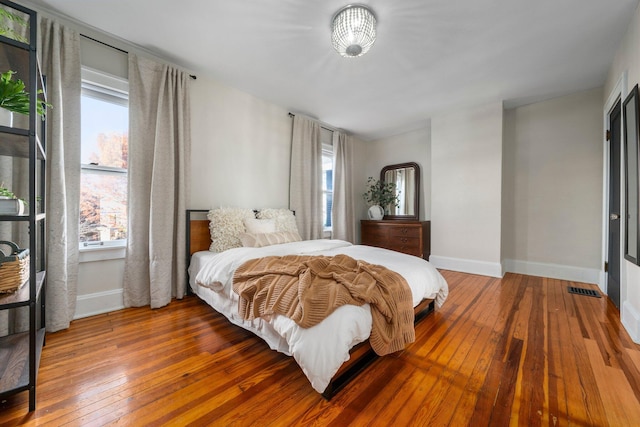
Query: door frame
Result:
<box><xmin>602</xmin><ymin>71</ymin><xmax>627</xmax><ymax>302</ymax></box>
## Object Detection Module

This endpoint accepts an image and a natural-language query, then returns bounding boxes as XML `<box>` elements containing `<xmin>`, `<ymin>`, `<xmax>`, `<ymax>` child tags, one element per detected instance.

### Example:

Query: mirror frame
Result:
<box><xmin>380</xmin><ymin>162</ymin><xmax>420</xmax><ymax>221</ymax></box>
<box><xmin>623</xmin><ymin>84</ymin><xmax>640</xmax><ymax>265</ymax></box>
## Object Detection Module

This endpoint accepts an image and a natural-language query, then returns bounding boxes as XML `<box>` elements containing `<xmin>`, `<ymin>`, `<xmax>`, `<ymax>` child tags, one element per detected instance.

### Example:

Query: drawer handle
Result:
<box><xmin>401</xmin><ymin>238</ymin><xmax>408</xmax><ymax>243</ymax></box>
<box><xmin>401</xmin><ymin>228</ymin><xmax>408</xmax><ymax>234</ymax></box>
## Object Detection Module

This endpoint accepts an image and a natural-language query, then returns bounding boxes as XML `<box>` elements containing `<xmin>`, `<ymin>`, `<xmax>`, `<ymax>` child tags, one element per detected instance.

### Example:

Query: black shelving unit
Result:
<box><xmin>0</xmin><ymin>0</ymin><xmax>46</xmax><ymax>412</ymax></box>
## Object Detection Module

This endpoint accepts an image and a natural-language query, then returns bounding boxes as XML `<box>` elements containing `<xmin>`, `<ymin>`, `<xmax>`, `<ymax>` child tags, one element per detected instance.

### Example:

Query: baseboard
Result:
<box><xmin>74</xmin><ymin>288</ymin><xmax>124</xmax><ymax>319</ymax></box>
<box><xmin>622</xmin><ymin>301</ymin><xmax>640</xmax><ymax>344</ymax></box>
<box><xmin>503</xmin><ymin>259</ymin><xmax>600</xmax><ymax>285</ymax></box>
<box><xmin>428</xmin><ymin>255</ymin><xmax>503</xmax><ymax>278</ymax></box>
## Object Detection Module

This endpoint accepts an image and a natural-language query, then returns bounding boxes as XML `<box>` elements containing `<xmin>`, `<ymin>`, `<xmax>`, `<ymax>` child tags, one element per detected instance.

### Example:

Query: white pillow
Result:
<box><xmin>256</xmin><ymin>208</ymin><xmax>299</xmax><ymax>234</ymax></box>
<box><xmin>207</xmin><ymin>207</ymin><xmax>255</xmax><ymax>252</ymax></box>
<box><xmin>243</xmin><ymin>218</ymin><xmax>276</xmax><ymax>234</ymax></box>
<box><xmin>239</xmin><ymin>231</ymin><xmax>302</xmax><ymax>248</ymax></box>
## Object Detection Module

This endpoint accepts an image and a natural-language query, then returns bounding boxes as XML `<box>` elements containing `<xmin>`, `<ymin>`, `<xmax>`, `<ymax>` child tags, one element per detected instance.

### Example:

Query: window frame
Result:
<box><xmin>321</xmin><ymin>128</ymin><xmax>334</xmax><ymax>234</ymax></box>
<box><xmin>79</xmin><ymin>67</ymin><xmax>129</xmax><ymax>251</ymax></box>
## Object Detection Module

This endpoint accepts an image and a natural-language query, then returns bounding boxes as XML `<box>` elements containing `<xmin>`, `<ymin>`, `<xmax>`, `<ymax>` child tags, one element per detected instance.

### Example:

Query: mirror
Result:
<box><xmin>381</xmin><ymin>162</ymin><xmax>420</xmax><ymax>220</ymax></box>
<box><xmin>624</xmin><ymin>84</ymin><xmax>640</xmax><ymax>265</ymax></box>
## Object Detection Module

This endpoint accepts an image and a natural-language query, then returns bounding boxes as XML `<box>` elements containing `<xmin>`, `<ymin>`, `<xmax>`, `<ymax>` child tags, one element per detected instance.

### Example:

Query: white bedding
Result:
<box><xmin>189</xmin><ymin>239</ymin><xmax>448</xmax><ymax>393</ymax></box>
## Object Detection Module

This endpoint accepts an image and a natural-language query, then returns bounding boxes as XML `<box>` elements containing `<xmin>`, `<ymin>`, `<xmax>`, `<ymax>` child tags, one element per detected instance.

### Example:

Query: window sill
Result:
<box><xmin>79</xmin><ymin>243</ymin><xmax>126</xmax><ymax>263</ymax></box>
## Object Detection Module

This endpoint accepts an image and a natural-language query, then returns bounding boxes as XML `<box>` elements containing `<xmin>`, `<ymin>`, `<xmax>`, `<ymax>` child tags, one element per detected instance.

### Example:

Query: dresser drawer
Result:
<box><xmin>389</xmin><ymin>226</ymin><xmax>421</xmax><ymax>239</ymax></box>
<box><xmin>360</xmin><ymin>220</ymin><xmax>430</xmax><ymax>260</ymax></box>
<box><xmin>361</xmin><ymin>226</ymin><xmax>387</xmax><ymax>241</ymax></box>
<box><xmin>387</xmin><ymin>237</ymin><xmax>421</xmax><ymax>257</ymax></box>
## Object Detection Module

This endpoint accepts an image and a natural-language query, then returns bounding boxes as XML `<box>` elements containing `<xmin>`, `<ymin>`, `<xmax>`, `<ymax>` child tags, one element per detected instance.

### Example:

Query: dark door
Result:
<box><xmin>609</xmin><ymin>99</ymin><xmax>622</xmax><ymax>309</ymax></box>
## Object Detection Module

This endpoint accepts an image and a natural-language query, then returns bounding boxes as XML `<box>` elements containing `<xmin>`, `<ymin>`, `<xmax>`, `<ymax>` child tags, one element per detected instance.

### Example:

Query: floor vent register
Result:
<box><xmin>567</xmin><ymin>286</ymin><xmax>601</xmax><ymax>298</ymax></box>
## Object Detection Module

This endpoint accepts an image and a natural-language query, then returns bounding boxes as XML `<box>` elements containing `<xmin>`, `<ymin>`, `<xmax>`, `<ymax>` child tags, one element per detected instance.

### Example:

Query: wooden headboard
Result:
<box><xmin>186</xmin><ymin>210</ymin><xmax>211</xmax><ymax>256</ymax></box>
<box><xmin>185</xmin><ymin>210</ymin><xmax>211</xmax><ymax>295</ymax></box>
<box><xmin>186</xmin><ymin>208</ymin><xmax>296</xmax><ymax>259</ymax></box>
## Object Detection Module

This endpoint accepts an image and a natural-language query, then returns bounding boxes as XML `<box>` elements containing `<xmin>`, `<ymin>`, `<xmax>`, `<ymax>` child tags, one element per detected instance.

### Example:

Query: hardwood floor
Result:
<box><xmin>1</xmin><ymin>270</ymin><xmax>640</xmax><ymax>426</ymax></box>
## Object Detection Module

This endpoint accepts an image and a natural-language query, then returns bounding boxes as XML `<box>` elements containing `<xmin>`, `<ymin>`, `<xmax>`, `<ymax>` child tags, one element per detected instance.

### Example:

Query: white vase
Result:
<box><xmin>0</xmin><ymin>108</ymin><xmax>13</xmax><ymax>127</ymax></box>
<box><xmin>367</xmin><ymin>205</ymin><xmax>384</xmax><ymax>220</ymax></box>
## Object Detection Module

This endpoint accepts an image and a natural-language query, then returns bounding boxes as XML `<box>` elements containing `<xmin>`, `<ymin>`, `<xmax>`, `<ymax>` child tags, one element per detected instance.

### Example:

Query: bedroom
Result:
<box><xmin>1</xmin><ymin>0</ymin><xmax>640</xmax><ymax>424</ymax></box>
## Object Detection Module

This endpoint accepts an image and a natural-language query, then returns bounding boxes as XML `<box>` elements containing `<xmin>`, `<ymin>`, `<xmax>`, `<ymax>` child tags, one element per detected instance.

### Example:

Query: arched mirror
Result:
<box><xmin>381</xmin><ymin>162</ymin><xmax>420</xmax><ymax>220</ymax></box>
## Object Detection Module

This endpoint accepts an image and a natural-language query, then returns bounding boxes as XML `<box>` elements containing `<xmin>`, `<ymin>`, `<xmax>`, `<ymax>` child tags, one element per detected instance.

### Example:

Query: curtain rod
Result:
<box><xmin>80</xmin><ymin>34</ymin><xmax>197</xmax><ymax>80</ymax></box>
<box><xmin>288</xmin><ymin>112</ymin><xmax>338</xmax><ymax>133</ymax></box>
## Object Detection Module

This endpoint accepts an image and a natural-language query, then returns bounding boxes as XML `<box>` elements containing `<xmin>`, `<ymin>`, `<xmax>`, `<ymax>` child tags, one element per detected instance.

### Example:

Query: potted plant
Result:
<box><xmin>362</xmin><ymin>176</ymin><xmax>399</xmax><ymax>220</ymax></box>
<box><xmin>0</xmin><ymin>70</ymin><xmax>51</xmax><ymax>126</ymax></box>
<box><xmin>0</xmin><ymin>183</ymin><xmax>25</xmax><ymax>215</ymax></box>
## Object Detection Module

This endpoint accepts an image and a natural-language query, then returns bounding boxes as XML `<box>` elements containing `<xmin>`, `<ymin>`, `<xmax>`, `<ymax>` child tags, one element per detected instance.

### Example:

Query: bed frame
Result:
<box><xmin>185</xmin><ymin>209</ymin><xmax>435</xmax><ymax>400</ymax></box>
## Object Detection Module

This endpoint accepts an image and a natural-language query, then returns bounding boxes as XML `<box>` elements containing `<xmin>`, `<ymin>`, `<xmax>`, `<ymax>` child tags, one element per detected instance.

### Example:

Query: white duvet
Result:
<box><xmin>190</xmin><ymin>239</ymin><xmax>448</xmax><ymax>393</ymax></box>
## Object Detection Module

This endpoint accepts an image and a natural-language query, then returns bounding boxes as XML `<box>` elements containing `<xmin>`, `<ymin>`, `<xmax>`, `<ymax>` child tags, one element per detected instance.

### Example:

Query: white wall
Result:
<box><xmin>605</xmin><ymin>1</ymin><xmax>640</xmax><ymax>342</ymax></box>
<box><xmin>360</xmin><ymin>126</ymin><xmax>431</xmax><ymax>222</ymax></box>
<box><xmin>430</xmin><ymin>102</ymin><xmax>503</xmax><ymax>277</ymax></box>
<box><xmin>189</xmin><ymin>77</ymin><xmax>292</xmax><ymax>210</ymax></box>
<box><xmin>350</xmin><ymin>137</ymin><xmax>369</xmax><ymax>242</ymax></box>
<box><xmin>502</xmin><ymin>88</ymin><xmax>604</xmax><ymax>284</ymax></box>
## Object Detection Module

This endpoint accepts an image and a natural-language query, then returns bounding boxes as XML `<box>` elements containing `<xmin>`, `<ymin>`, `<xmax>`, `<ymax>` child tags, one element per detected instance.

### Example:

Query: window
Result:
<box><xmin>322</xmin><ymin>152</ymin><xmax>333</xmax><ymax>228</ymax></box>
<box><xmin>321</xmin><ymin>128</ymin><xmax>334</xmax><ymax>230</ymax></box>
<box><xmin>79</xmin><ymin>68</ymin><xmax>129</xmax><ymax>247</ymax></box>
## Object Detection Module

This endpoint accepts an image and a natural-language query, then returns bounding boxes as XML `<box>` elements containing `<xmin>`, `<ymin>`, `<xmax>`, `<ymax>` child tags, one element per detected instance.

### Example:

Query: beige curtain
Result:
<box><xmin>332</xmin><ymin>131</ymin><xmax>355</xmax><ymax>242</ymax></box>
<box><xmin>289</xmin><ymin>115</ymin><xmax>323</xmax><ymax>240</ymax></box>
<box><xmin>39</xmin><ymin>18</ymin><xmax>82</xmax><ymax>332</ymax></box>
<box><xmin>403</xmin><ymin>168</ymin><xmax>415</xmax><ymax>215</ymax></box>
<box><xmin>124</xmin><ymin>54</ymin><xmax>191</xmax><ymax>308</ymax></box>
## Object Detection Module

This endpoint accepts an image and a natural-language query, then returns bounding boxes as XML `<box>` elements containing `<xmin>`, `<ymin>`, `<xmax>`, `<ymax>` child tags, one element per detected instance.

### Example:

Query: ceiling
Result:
<box><xmin>25</xmin><ymin>0</ymin><xmax>640</xmax><ymax>140</ymax></box>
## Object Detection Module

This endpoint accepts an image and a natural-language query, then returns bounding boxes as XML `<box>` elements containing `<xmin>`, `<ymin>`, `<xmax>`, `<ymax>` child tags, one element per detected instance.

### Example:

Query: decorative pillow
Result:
<box><xmin>256</xmin><ymin>208</ymin><xmax>299</xmax><ymax>234</ymax></box>
<box><xmin>239</xmin><ymin>231</ymin><xmax>302</xmax><ymax>248</ymax></box>
<box><xmin>207</xmin><ymin>207</ymin><xmax>255</xmax><ymax>252</ymax></box>
<box><xmin>243</xmin><ymin>218</ymin><xmax>276</xmax><ymax>234</ymax></box>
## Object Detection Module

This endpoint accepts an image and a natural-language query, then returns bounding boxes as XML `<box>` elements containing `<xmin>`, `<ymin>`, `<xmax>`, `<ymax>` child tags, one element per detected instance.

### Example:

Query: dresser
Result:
<box><xmin>360</xmin><ymin>220</ymin><xmax>431</xmax><ymax>259</ymax></box>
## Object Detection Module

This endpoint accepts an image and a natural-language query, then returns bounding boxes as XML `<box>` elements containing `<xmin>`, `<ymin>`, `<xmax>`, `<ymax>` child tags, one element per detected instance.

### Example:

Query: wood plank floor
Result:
<box><xmin>1</xmin><ymin>270</ymin><xmax>640</xmax><ymax>426</ymax></box>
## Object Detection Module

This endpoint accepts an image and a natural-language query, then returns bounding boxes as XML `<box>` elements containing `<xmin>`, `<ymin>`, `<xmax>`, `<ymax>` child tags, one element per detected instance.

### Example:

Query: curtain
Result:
<box><xmin>123</xmin><ymin>54</ymin><xmax>191</xmax><ymax>308</ymax></box>
<box><xmin>289</xmin><ymin>115</ymin><xmax>323</xmax><ymax>240</ymax></box>
<box><xmin>39</xmin><ymin>18</ymin><xmax>82</xmax><ymax>332</ymax></box>
<box><xmin>332</xmin><ymin>131</ymin><xmax>355</xmax><ymax>242</ymax></box>
<box><xmin>404</xmin><ymin>168</ymin><xmax>415</xmax><ymax>214</ymax></box>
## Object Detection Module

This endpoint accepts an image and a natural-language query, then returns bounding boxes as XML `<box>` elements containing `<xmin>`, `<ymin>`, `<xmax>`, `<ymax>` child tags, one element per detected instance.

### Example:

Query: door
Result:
<box><xmin>608</xmin><ymin>99</ymin><xmax>622</xmax><ymax>309</ymax></box>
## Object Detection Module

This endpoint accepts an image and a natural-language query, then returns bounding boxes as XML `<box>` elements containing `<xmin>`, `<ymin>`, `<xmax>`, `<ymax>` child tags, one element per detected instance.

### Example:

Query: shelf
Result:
<box><xmin>0</xmin><ymin>271</ymin><xmax>45</xmax><ymax>309</ymax></box>
<box><xmin>0</xmin><ymin>0</ymin><xmax>46</xmax><ymax>412</ymax></box>
<box><xmin>0</xmin><ymin>128</ymin><xmax>45</xmax><ymax>158</ymax></box>
<box><xmin>0</xmin><ymin>328</ymin><xmax>45</xmax><ymax>396</ymax></box>
<box><xmin>0</xmin><ymin>33</ymin><xmax>30</xmax><ymax>53</ymax></box>
<box><xmin>0</xmin><ymin>213</ymin><xmax>45</xmax><ymax>222</ymax></box>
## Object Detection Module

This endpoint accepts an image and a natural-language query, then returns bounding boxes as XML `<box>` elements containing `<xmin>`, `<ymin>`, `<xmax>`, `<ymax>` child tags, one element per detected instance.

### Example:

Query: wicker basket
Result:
<box><xmin>0</xmin><ymin>240</ymin><xmax>30</xmax><ymax>294</ymax></box>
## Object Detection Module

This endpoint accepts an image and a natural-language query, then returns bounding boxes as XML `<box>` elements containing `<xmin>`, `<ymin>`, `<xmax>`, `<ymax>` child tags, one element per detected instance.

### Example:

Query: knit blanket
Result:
<box><xmin>232</xmin><ymin>254</ymin><xmax>415</xmax><ymax>356</ymax></box>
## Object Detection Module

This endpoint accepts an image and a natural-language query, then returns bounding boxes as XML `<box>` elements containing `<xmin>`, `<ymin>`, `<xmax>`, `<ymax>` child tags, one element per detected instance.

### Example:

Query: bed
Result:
<box><xmin>186</xmin><ymin>208</ymin><xmax>449</xmax><ymax>399</ymax></box>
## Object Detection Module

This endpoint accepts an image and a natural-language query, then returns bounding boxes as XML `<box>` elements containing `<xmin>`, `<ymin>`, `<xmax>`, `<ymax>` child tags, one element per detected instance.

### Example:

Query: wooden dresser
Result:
<box><xmin>360</xmin><ymin>220</ymin><xmax>431</xmax><ymax>259</ymax></box>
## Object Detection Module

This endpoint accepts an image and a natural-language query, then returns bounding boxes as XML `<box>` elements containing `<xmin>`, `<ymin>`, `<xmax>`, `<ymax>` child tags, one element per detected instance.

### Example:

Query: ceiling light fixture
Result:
<box><xmin>331</xmin><ymin>4</ymin><xmax>377</xmax><ymax>58</ymax></box>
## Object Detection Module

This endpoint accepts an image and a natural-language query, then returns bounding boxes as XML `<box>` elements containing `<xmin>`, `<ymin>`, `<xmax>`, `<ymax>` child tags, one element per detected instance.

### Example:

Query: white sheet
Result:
<box><xmin>189</xmin><ymin>239</ymin><xmax>448</xmax><ymax>393</ymax></box>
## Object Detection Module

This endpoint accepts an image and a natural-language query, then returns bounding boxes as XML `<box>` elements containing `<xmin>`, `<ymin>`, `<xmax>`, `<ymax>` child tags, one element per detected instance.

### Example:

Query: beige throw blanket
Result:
<box><xmin>232</xmin><ymin>254</ymin><xmax>415</xmax><ymax>355</ymax></box>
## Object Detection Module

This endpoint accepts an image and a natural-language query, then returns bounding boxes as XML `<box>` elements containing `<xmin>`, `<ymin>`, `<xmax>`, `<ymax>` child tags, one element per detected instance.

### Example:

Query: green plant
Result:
<box><xmin>0</xmin><ymin>7</ymin><xmax>27</xmax><ymax>43</ymax></box>
<box><xmin>0</xmin><ymin>183</ymin><xmax>17</xmax><ymax>199</ymax></box>
<box><xmin>0</xmin><ymin>183</ymin><xmax>29</xmax><ymax>207</ymax></box>
<box><xmin>0</xmin><ymin>70</ymin><xmax>52</xmax><ymax>119</ymax></box>
<box><xmin>362</xmin><ymin>177</ymin><xmax>400</xmax><ymax>209</ymax></box>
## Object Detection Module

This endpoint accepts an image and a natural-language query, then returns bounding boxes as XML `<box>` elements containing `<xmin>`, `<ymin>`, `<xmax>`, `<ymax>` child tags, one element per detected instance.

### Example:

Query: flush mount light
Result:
<box><xmin>331</xmin><ymin>4</ymin><xmax>377</xmax><ymax>58</ymax></box>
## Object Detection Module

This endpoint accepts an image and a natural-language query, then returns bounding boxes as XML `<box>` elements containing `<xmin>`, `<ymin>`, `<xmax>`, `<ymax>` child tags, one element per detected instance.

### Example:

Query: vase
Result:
<box><xmin>0</xmin><ymin>197</ymin><xmax>25</xmax><ymax>215</ymax></box>
<box><xmin>367</xmin><ymin>205</ymin><xmax>384</xmax><ymax>220</ymax></box>
<box><xmin>0</xmin><ymin>108</ymin><xmax>13</xmax><ymax>127</ymax></box>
